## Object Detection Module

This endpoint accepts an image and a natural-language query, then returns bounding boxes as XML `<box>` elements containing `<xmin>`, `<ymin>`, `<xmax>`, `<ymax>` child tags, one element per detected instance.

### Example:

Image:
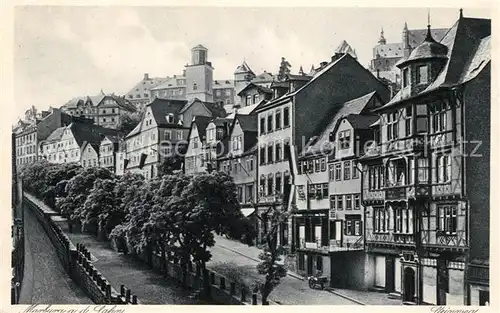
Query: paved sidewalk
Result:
<box><xmin>60</xmin><ymin>225</ymin><xmax>200</xmax><ymax>305</ymax></box>
<box><xmin>211</xmin><ymin>235</ymin><xmax>401</xmax><ymax>306</ymax></box>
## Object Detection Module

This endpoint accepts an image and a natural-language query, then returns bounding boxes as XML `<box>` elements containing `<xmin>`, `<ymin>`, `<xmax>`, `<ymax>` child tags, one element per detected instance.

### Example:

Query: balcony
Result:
<box><xmin>298</xmin><ymin>237</ymin><xmax>363</xmax><ymax>253</ymax></box>
<box><xmin>421</xmin><ymin>229</ymin><xmax>468</xmax><ymax>251</ymax></box>
<box><xmin>366</xmin><ymin>232</ymin><xmax>415</xmax><ymax>248</ymax></box>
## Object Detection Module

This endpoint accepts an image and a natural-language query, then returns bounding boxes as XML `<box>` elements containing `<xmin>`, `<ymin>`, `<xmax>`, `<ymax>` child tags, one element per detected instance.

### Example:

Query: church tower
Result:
<box><xmin>402</xmin><ymin>22</ymin><xmax>412</xmax><ymax>58</ymax></box>
<box><xmin>185</xmin><ymin>44</ymin><xmax>214</xmax><ymax>102</ymax></box>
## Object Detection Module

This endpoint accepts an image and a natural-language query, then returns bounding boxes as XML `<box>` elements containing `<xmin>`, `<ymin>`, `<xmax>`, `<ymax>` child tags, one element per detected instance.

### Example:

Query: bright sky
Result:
<box><xmin>13</xmin><ymin>6</ymin><xmax>491</xmax><ymax>124</ymax></box>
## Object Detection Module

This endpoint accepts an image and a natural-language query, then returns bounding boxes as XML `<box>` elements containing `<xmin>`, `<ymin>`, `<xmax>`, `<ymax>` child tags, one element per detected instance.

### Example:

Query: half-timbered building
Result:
<box><xmin>359</xmin><ymin>12</ymin><xmax>490</xmax><ymax>305</ymax></box>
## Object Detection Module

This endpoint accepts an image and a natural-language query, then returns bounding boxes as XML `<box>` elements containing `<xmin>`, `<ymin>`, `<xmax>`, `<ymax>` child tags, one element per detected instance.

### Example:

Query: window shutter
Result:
<box><xmin>305</xmin><ymin>219</ymin><xmax>311</xmax><ymax>242</ymax></box>
<box><xmin>329</xmin><ymin>220</ymin><xmax>335</xmax><ymax>240</ymax></box>
<box><xmin>359</xmin><ymin>221</ymin><xmax>363</xmax><ymax>235</ymax></box>
<box><xmin>321</xmin><ymin>218</ymin><xmax>328</xmax><ymax>247</ymax></box>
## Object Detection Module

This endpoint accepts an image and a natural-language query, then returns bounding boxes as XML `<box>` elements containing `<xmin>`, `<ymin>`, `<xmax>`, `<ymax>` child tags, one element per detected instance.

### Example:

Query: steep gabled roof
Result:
<box><xmin>344</xmin><ymin>114</ymin><xmax>380</xmax><ymax>130</ymax></box>
<box><xmin>81</xmin><ymin>141</ymin><xmax>100</xmax><ymax>157</ymax></box>
<box><xmin>69</xmin><ymin>122</ymin><xmax>121</xmax><ymax>148</ymax></box>
<box><xmin>149</xmin><ymin>98</ymin><xmax>187</xmax><ymax>126</ymax></box>
<box><xmin>236</xmin><ymin>82</ymin><xmax>273</xmax><ymax>96</ymax></box>
<box><xmin>236</xmin><ymin>114</ymin><xmax>258</xmax><ymax>132</ymax></box>
<box><xmin>301</xmin><ymin>91</ymin><xmax>379</xmax><ymax>156</ymax></box>
<box><xmin>44</xmin><ymin>126</ymin><xmax>66</xmax><ymax>143</ymax></box>
<box><xmin>179</xmin><ymin>98</ymin><xmax>226</xmax><ymax>118</ymax></box>
<box><xmin>126</xmin><ymin>98</ymin><xmax>186</xmax><ymax>138</ymax></box>
<box><xmin>189</xmin><ymin>116</ymin><xmax>212</xmax><ymax>143</ymax></box>
<box><xmin>378</xmin><ymin>17</ymin><xmax>491</xmax><ymax>111</ymax></box>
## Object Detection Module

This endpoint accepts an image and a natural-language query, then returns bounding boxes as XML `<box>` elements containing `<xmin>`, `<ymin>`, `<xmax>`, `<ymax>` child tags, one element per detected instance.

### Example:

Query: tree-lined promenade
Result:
<box><xmin>20</xmin><ymin>160</ymin><xmax>287</xmax><ymax>304</ymax></box>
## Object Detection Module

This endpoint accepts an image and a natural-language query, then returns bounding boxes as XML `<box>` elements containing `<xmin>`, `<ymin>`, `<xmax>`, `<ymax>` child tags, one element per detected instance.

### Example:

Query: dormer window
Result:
<box><xmin>193</xmin><ymin>83</ymin><xmax>198</xmax><ymax>90</ymax></box>
<box><xmin>166</xmin><ymin>113</ymin><xmax>174</xmax><ymax>124</ymax></box>
<box><xmin>416</xmin><ymin>65</ymin><xmax>428</xmax><ymax>84</ymax></box>
<box><xmin>403</xmin><ymin>68</ymin><xmax>410</xmax><ymax>87</ymax></box>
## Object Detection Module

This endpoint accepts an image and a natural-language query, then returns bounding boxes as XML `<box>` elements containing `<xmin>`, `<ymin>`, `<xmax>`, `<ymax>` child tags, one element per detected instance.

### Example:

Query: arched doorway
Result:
<box><xmin>403</xmin><ymin>267</ymin><xmax>415</xmax><ymax>302</ymax></box>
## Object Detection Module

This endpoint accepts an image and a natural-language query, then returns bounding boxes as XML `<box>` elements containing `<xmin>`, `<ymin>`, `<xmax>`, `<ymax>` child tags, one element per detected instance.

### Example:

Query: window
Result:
<box><xmin>337</xmin><ymin>196</ymin><xmax>343</xmax><ymax>210</ymax></box>
<box><xmin>344</xmin><ymin>161</ymin><xmax>351</xmax><ymax>180</ymax></box>
<box><xmin>437</xmin><ymin>155</ymin><xmax>451</xmax><ymax>183</ymax></box>
<box><xmin>345</xmin><ymin>215</ymin><xmax>362</xmax><ymax>236</ymax></box>
<box><xmin>417</xmin><ymin>158</ymin><xmax>429</xmax><ymax>184</ymax></box>
<box><xmin>267</xmin><ymin>114</ymin><xmax>273</xmax><ymax>132</ymax></box>
<box><xmin>322</xmin><ymin>183</ymin><xmax>328</xmax><ymax>198</ymax></box>
<box><xmin>253</xmin><ymin>94</ymin><xmax>259</xmax><ymax>104</ymax></box>
<box><xmin>260</xmin><ymin>117</ymin><xmax>266</xmax><ymax>135</ymax></box>
<box><xmin>164</xmin><ymin>130</ymin><xmax>171</xmax><ymax>140</ymax></box>
<box><xmin>307</xmin><ymin>160</ymin><xmax>313</xmax><ymax>174</ymax></box>
<box><xmin>248</xmin><ymin>157</ymin><xmax>254</xmax><ymax>171</ymax></box>
<box><xmin>431</xmin><ymin>102</ymin><xmax>448</xmax><ymax>133</ymax></box>
<box><xmin>352</xmin><ymin>161</ymin><xmax>359</xmax><ymax>179</ymax></box>
<box><xmin>405</xmin><ymin>106</ymin><xmax>413</xmax><ymax>137</ymax></box>
<box><xmin>275</xmin><ymin>142</ymin><xmax>282</xmax><ymax>161</ymax></box>
<box><xmin>112</xmin><ymin>108</ymin><xmax>116</xmax><ymax>114</ymax></box>
<box><xmin>275</xmin><ymin>173</ymin><xmax>282</xmax><ymax>194</ymax></box>
<box><xmin>284</xmin><ymin>141</ymin><xmax>290</xmax><ymax>160</ymax></box>
<box><xmin>339</xmin><ymin>130</ymin><xmax>351</xmax><ymax>149</ymax></box>
<box><xmin>246</xmin><ymin>185</ymin><xmax>254</xmax><ymax>202</ymax></box>
<box><xmin>329</xmin><ymin>164</ymin><xmax>335</xmax><ymax>181</ymax></box>
<box><xmin>374</xmin><ymin>207</ymin><xmax>389</xmax><ymax>233</ymax></box>
<box><xmin>267</xmin><ymin>144</ymin><xmax>273</xmax><ymax>164</ymax></box>
<box><xmin>314</xmin><ymin>159</ymin><xmax>320</xmax><ymax>172</ymax></box>
<box><xmin>267</xmin><ymin>175</ymin><xmax>274</xmax><ymax>195</ymax></box>
<box><xmin>345</xmin><ymin>195</ymin><xmax>352</xmax><ymax>210</ymax></box>
<box><xmin>403</xmin><ymin>68</ymin><xmax>410</xmax><ymax>87</ymax></box>
<box><xmin>283</xmin><ymin>107</ymin><xmax>290</xmax><ymax>127</ymax></box>
<box><xmin>246</xmin><ymin>96</ymin><xmax>252</xmax><ymax>105</ymax></box>
<box><xmin>260</xmin><ymin>146</ymin><xmax>266</xmax><ymax>165</ymax></box>
<box><xmin>416</xmin><ymin>65</ymin><xmax>428</xmax><ymax>84</ymax></box>
<box><xmin>275</xmin><ymin>110</ymin><xmax>282</xmax><ymax>129</ymax></box>
<box><xmin>225</xmin><ymin>89</ymin><xmax>231</xmax><ymax>96</ymax></box>
<box><xmin>387</xmin><ymin>112</ymin><xmax>399</xmax><ymax>141</ymax></box>
<box><xmin>335</xmin><ymin>163</ymin><xmax>341</xmax><ymax>181</ymax></box>
<box><xmin>320</xmin><ymin>158</ymin><xmax>326</xmax><ymax>172</ymax></box>
<box><xmin>176</xmin><ymin>131</ymin><xmax>183</xmax><ymax>140</ymax></box>
<box><xmin>234</xmin><ymin>161</ymin><xmax>238</xmax><ymax>173</ymax></box>
<box><xmin>354</xmin><ymin>195</ymin><xmax>360</xmax><ymax>210</ymax></box>
<box><xmin>216</xmin><ymin>90</ymin><xmax>221</xmax><ymax>97</ymax></box>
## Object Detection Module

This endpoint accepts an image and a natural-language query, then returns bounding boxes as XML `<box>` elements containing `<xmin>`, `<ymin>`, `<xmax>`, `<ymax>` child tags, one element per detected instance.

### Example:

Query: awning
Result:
<box><xmin>241</xmin><ymin>208</ymin><xmax>256</xmax><ymax>217</ymax></box>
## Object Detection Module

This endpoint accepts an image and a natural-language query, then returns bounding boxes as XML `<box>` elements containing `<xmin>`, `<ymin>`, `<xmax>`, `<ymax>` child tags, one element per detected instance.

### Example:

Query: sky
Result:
<box><xmin>13</xmin><ymin>6</ymin><xmax>492</xmax><ymax>124</ymax></box>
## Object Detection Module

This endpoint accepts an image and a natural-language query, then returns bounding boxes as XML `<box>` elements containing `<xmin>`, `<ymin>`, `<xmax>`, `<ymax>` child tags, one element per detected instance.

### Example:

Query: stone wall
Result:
<box><xmin>24</xmin><ymin>195</ymin><xmax>137</xmax><ymax>305</ymax></box>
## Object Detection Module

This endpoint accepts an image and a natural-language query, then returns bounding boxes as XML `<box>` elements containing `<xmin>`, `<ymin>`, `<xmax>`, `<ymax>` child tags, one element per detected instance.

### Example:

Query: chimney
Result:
<box><xmin>377</xmin><ymin>69</ymin><xmax>380</xmax><ymax>78</ymax></box>
<box><xmin>320</xmin><ymin>61</ymin><xmax>328</xmax><ymax>68</ymax></box>
<box><xmin>183</xmin><ymin>69</ymin><xmax>186</xmax><ymax>76</ymax></box>
<box><xmin>144</xmin><ymin>73</ymin><xmax>149</xmax><ymax>80</ymax></box>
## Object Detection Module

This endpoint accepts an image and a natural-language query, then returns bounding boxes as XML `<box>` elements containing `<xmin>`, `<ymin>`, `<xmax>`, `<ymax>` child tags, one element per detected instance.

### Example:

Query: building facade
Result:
<box><xmin>13</xmin><ymin>107</ymin><xmax>73</xmax><ymax>168</ymax></box>
<box><xmin>369</xmin><ymin>24</ymin><xmax>448</xmax><ymax>85</ymax></box>
<box><xmin>360</xmin><ymin>14</ymin><xmax>490</xmax><ymax>305</ymax></box>
<box><xmin>124</xmin><ymin>98</ymin><xmax>189</xmax><ymax>179</ymax></box>
<box><xmin>61</xmin><ymin>92</ymin><xmax>136</xmax><ymax>129</ymax></box>
<box><xmin>99</xmin><ymin>134</ymin><xmax>122</xmax><ymax>173</ymax></box>
<box><xmin>293</xmin><ymin>92</ymin><xmax>384</xmax><ymax>287</ymax></box>
<box><xmin>81</xmin><ymin>142</ymin><xmax>100</xmax><ymax>168</ymax></box>
<box><xmin>125</xmin><ymin>73</ymin><xmax>169</xmax><ymax>109</ymax></box>
<box><xmin>255</xmin><ymin>52</ymin><xmax>390</xmax><ymax>265</ymax></box>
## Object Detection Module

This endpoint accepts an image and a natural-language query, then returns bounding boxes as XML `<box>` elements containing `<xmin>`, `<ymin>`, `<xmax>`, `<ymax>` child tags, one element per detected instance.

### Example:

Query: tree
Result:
<box><xmin>171</xmin><ymin>172</ymin><xmax>244</xmax><ymax>290</ymax></box>
<box><xmin>255</xmin><ymin>194</ymin><xmax>289</xmax><ymax>305</ymax></box>
<box><xmin>157</xmin><ymin>155</ymin><xmax>184</xmax><ymax>177</ymax></box>
<box><xmin>40</xmin><ymin>163</ymin><xmax>83</xmax><ymax>208</ymax></box>
<box><xmin>81</xmin><ymin>178</ymin><xmax>123</xmax><ymax>238</ymax></box>
<box><xmin>56</xmin><ymin>167</ymin><xmax>115</xmax><ymax>224</ymax></box>
<box><xmin>117</xmin><ymin>112</ymin><xmax>142</xmax><ymax>134</ymax></box>
<box><xmin>277</xmin><ymin>57</ymin><xmax>292</xmax><ymax>81</ymax></box>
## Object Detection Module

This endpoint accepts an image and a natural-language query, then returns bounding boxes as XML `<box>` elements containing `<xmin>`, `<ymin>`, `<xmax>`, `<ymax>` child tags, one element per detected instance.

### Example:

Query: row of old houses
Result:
<box><xmin>12</xmin><ymin>10</ymin><xmax>490</xmax><ymax>307</ymax></box>
<box><xmin>177</xmin><ymin>11</ymin><xmax>490</xmax><ymax>306</ymax></box>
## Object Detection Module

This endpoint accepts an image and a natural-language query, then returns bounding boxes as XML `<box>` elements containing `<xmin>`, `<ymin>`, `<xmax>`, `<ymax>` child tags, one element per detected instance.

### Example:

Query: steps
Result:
<box><xmin>368</xmin><ymin>286</ymin><xmax>386</xmax><ymax>293</ymax></box>
<box><xmin>388</xmin><ymin>292</ymin><xmax>402</xmax><ymax>300</ymax></box>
